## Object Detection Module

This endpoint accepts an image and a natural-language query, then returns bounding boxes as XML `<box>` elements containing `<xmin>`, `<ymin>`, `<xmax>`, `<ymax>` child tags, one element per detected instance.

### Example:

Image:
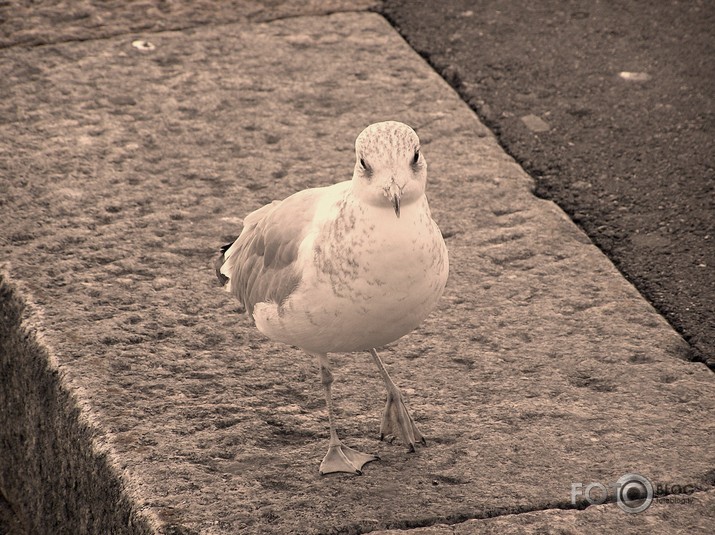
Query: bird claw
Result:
<box><xmin>380</xmin><ymin>433</ymin><xmax>397</xmax><ymax>444</ymax></box>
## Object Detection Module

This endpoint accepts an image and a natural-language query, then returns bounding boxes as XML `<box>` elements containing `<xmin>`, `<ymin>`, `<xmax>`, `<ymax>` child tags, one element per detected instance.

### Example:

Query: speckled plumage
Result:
<box><xmin>216</xmin><ymin>121</ymin><xmax>449</xmax><ymax>473</ymax></box>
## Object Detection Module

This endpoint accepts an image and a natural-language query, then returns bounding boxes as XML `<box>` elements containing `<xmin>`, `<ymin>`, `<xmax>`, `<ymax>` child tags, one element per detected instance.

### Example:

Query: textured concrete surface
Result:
<box><xmin>1</xmin><ymin>6</ymin><xmax>713</xmax><ymax>535</ymax></box>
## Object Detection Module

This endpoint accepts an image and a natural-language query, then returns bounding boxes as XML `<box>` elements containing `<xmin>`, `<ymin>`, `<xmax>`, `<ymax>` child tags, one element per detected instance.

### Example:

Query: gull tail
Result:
<box><xmin>215</xmin><ymin>241</ymin><xmax>235</xmax><ymax>287</ymax></box>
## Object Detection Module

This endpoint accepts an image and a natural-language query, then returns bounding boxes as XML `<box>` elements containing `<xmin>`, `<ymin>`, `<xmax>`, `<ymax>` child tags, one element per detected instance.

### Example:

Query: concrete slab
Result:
<box><xmin>1</xmin><ymin>9</ymin><xmax>713</xmax><ymax>535</ymax></box>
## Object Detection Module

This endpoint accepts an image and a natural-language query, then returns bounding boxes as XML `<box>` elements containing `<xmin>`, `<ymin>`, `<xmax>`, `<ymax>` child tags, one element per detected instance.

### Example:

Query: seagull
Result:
<box><xmin>215</xmin><ymin>121</ymin><xmax>449</xmax><ymax>475</ymax></box>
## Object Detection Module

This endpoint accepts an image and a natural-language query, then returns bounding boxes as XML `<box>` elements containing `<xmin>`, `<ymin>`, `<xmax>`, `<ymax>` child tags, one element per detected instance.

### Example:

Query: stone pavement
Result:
<box><xmin>0</xmin><ymin>2</ymin><xmax>712</xmax><ymax>534</ymax></box>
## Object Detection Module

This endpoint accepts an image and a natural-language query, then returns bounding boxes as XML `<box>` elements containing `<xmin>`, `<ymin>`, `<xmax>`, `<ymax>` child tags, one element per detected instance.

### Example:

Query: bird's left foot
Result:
<box><xmin>379</xmin><ymin>388</ymin><xmax>426</xmax><ymax>452</ymax></box>
<box><xmin>319</xmin><ymin>442</ymin><xmax>379</xmax><ymax>475</ymax></box>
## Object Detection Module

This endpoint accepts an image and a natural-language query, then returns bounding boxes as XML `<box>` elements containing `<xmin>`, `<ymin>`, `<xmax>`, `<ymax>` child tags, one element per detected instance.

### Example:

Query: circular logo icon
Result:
<box><xmin>615</xmin><ymin>473</ymin><xmax>654</xmax><ymax>513</ymax></box>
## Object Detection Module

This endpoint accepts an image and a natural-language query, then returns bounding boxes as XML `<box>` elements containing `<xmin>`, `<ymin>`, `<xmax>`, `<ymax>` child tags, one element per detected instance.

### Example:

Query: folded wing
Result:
<box><xmin>217</xmin><ymin>189</ymin><xmax>322</xmax><ymax>316</ymax></box>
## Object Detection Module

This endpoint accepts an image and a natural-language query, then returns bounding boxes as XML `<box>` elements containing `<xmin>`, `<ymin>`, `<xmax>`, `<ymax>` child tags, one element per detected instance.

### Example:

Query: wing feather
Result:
<box><xmin>220</xmin><ymin>189</ymin><xmax>322</xmax><ymax>315</ymax></box>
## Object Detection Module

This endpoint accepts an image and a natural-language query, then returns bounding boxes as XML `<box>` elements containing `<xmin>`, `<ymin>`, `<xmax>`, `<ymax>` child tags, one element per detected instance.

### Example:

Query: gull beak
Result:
<box><xmin>388</xmin><ymin>181</ymin><xmax>402</xmax><ymax>218</ymax></box>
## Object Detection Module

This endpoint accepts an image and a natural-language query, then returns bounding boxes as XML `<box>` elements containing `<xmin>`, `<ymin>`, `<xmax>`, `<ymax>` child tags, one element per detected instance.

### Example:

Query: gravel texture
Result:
<box><xmin>1</xmin><ymin>5</ymin><xmax>713</xmax><ymax>535</ymax></box>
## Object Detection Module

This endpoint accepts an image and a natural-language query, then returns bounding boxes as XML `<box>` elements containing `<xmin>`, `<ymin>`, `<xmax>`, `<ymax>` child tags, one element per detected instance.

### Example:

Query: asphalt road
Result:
<box><xmin>380</xmin><ymin>0</ymin><xmax>714</xmax><ymax>367</ymax></box>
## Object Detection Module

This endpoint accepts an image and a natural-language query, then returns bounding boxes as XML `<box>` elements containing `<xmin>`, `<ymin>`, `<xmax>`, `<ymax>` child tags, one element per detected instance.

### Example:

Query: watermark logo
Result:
<box><xmin>613</xmin><ymin>473</ymin><xmax>654</xmax><ymax>513</ymax></box>
<box><xmin>571</xmin><ymin>472</ymin><xmax>653</xmax><ymax>513</ymax></box>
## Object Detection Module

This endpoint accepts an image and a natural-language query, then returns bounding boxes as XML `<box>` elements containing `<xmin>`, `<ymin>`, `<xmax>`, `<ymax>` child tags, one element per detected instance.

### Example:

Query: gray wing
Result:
<box><xmin>220</xmin><ymin>188</ymin><xmax>322</xmax><ymax>316</ymax></box>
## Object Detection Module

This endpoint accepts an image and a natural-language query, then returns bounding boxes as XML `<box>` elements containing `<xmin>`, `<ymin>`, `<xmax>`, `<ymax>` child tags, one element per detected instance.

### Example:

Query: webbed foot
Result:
<box><xmin>319</xmin><ymin>442</ymin><xmax>379</xmax><ymax>475</ymax></box>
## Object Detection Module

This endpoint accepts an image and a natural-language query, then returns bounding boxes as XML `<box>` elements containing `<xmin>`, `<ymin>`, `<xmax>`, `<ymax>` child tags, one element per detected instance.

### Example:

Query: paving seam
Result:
<box><xmin>320</xmin><ymin>467</ymin><xmax>715</xmax><ymax>531</ymax></box>
<box><xmin>0</xmin><ymin>8</ymin><xmax>376</xmax><ymax>51</ymax></box>
<box><xmin>349</xmin><ymin>487</ymin><xmax>715</xmax><ymax>534</ymax></box>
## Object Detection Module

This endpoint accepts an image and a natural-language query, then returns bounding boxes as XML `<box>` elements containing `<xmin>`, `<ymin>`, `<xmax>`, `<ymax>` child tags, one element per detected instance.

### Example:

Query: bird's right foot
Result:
<box><xmin>379</xmin><ymin>388</ymin><xmax>426</xmax><ymax>452</ymax></box>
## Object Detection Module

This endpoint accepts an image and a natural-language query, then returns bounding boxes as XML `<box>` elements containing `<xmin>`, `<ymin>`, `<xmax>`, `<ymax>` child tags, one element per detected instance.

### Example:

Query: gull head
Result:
<box><xmin>351</xmin><ymin>121</ymin><xmax>427</xmax><ymax>218</ymax></box>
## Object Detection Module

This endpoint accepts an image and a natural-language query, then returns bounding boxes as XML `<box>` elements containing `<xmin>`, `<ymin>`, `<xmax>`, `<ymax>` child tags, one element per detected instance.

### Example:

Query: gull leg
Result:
<box><xmin>369</xmin><ymin>348</ymin><xmax>426</xmax><ymax>452</ymax></box>
<box><xmin>316</xmin><ymin>353</ymin><xmax>379</xmax><ymax>475</ymax></box>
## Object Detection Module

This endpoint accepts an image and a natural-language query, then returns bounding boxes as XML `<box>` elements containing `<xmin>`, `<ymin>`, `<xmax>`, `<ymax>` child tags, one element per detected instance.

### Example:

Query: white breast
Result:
<box><xmin>253</xmin><ymin>194</ymin><xmax>449</xmax><ymax>354</ymax></box>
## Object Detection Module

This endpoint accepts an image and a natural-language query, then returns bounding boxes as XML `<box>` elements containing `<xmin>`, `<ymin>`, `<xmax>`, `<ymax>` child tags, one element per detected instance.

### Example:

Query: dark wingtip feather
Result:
<box><xmin>215</xmin><ymin>241</ymin><xmax>234</xmax><ymax>286</ymax></box>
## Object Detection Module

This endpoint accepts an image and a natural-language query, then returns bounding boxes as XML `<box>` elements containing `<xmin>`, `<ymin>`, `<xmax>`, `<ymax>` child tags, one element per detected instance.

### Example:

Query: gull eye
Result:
<box><xmin>412</xmin><ymin>149</ymin><xmax>420</xmax><ymax>165</ymax></box>
<box><xmin>358</xmin><ymin>157</ymin><xmax>372</xmax><ymax>178</ymax></box>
